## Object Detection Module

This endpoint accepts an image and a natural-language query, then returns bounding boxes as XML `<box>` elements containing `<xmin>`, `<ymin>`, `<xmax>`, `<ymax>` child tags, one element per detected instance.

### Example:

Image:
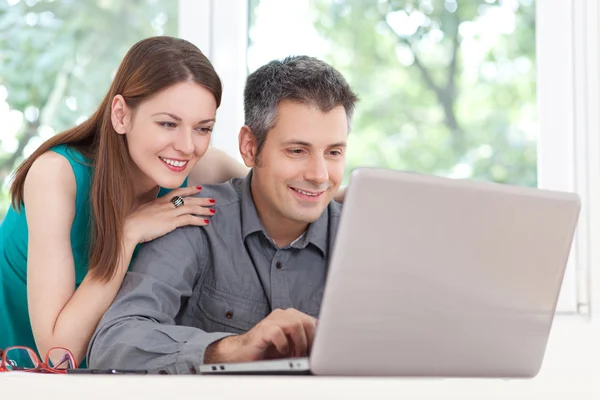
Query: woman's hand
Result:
<box><xmin>125</xmin><ymin>186</ymin><xmax>215</xmax><ymax>244</ymax></box>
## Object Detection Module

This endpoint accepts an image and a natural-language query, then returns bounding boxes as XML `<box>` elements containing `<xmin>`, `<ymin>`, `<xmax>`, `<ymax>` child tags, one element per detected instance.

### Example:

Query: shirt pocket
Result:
<box><xmin>196</xmin><ymin>284</ymin><xmax>269</xmax><ymax>334</ymax></box>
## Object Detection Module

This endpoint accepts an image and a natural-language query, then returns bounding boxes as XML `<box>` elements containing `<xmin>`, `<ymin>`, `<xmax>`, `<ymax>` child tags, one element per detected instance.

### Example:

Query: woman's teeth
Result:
<box><xmin>160</xmin><ymin>157</ymin><xmax>187</xmax><ymax>167</ymax></box>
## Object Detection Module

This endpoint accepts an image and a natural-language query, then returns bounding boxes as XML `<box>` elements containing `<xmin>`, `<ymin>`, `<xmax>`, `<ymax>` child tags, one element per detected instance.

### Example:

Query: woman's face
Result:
<box><xmin>112</xmin><ymin>81</ymin><xmax>217</xmax><ymax>190</ymax></box>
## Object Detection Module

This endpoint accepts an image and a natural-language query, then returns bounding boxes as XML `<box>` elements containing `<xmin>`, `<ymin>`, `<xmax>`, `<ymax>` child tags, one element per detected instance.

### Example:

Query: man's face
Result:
<box><xmin>244</xmin><ymin>100</ymin><xmax>348</xmax><ymax>225</ymax></box>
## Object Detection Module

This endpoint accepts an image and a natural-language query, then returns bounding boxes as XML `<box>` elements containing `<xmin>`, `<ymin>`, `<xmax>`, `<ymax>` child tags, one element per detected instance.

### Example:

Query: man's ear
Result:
<box><xmin>238</xmin><ymin>125</ymin><xmax>258</xmax><ymax>168</ymax></box>
<box><xmin>111</xmin><ymin>95</ymin><xmax>130</xmax><ymax>134</ymax></box>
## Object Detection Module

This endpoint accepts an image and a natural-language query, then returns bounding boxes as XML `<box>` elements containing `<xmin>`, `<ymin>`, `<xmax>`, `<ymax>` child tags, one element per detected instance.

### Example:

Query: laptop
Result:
<box><xmin>199</xmin><ymin>167</ymin><xmax>581</xmax><ymax>377</ymax></box>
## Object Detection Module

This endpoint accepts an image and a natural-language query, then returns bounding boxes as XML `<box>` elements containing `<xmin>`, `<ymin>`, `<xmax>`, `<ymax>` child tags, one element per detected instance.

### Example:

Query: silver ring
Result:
<box><xmin>171</xmin><ymin>195</ymin><xmax>184</xmax><ymax>208</ymax></box>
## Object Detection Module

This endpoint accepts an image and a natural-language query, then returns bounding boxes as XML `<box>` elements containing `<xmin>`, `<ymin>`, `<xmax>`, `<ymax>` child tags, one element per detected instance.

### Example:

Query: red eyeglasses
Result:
<box><xmin>0</xmin><ymin>346</ymin><xmax>77</xmax><ymax>374</ymax></box>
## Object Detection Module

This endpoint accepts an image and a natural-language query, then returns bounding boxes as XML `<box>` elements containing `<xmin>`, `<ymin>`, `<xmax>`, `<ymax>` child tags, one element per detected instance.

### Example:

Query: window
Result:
<box><xmin>1</xmin><ymin>0</ymin><xmax>596</xmax><ymax>317</ymax></box>
<box><xmin>197</xmin><ymin>0</ymin><xmax>596</xmax><ymax>316</ymax></box>
<box><xmin>0</xmin><ymin>0</ymin><xmax>178</xmax><ymax>218</ymax></box>
<box><xmin>245</xmin><ymin>0</ymin><xmax>587</xmax><ymax>314</ymax></box>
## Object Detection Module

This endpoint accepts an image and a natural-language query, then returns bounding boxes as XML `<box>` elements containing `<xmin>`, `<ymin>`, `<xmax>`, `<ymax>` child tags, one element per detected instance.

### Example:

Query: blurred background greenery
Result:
<box><xmin>248</xmin><ymin>0</ymin><xmax>536</xmax><ymax>185</ymax></box>
<box><xmin>0</xmin><ymin>0</ymin><xmax>535</xmax><ymax>220</ymax></box>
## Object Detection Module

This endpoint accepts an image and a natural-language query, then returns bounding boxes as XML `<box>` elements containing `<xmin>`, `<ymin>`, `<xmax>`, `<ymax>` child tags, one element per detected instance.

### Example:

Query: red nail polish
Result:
<box><xmin>210</xmin><ymin>209</ymin><xmax>216</xmax><ymax>214</ymax></box>
<box><xmin>204</xmin><ymin>219</ymin><xmax>210</xmax><ymax>224</ymax></box>
<box><xmin>196</xmin><ymin>186</ymin><xmax>202</xmax><ymax>190</ymax></box>
<box><xmin>209</xmin><ymin>199</ymin><xmax>216</xmax><ymax>204</ymax></box>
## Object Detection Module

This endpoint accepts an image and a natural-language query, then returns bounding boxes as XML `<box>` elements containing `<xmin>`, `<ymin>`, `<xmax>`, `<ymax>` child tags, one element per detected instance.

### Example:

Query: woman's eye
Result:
<box><xmin>159</xmin><ymin>121</ymin><xmax>177</xmax><ymax>128</ymax></box>
<box><xmin>195</xmin><ymin>127</ymin><xmax>213</xmax><ymax>133</ymax></box>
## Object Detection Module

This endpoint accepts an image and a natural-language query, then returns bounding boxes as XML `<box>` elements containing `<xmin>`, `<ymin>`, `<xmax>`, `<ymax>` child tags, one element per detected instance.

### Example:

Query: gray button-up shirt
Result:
<box><xmin>87</xmin><ymin>172</ymin><xmax>341</xmax><ymax>374</ymax></box>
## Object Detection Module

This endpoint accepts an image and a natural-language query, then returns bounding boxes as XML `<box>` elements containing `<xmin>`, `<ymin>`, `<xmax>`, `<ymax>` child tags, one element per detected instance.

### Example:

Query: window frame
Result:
<box><xmin>179</xmin><ymin>0</ymin><xmax>248</xmax><ymax>161</ymax></box>
<box><xmin>537</xmin><ymin>0</ymin><xmax>599</xmax><ymax>317</ymax></box>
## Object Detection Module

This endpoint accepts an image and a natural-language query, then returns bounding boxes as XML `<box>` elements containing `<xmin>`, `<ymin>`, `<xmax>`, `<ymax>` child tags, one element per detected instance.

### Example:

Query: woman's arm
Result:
<box><xmin>25</xmin><ymin>152</ymin><xmax>135</xmax><ymax>364</ymax></box>
<box><xmin>187</xmin><ymin>146</ymin><xmax>249</xmax><ymax>186</ymax></box>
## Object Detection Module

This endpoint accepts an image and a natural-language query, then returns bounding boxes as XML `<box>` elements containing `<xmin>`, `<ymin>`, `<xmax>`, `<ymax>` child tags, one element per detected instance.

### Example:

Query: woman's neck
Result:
<box><xmin>131</xmin><ymin>168</ymin><xmax>160</xmax><ymax>206</ymax></box>
<box><xmin>134</xmin><ymin>184</ymin><xmax>160</xmax><ymax>206</ymax></box>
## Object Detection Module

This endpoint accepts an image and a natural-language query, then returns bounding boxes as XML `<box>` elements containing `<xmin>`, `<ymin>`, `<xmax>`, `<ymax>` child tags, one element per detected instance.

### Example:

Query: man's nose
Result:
<box><xmin>305</xmin><ymin>155</ymin><xmax>329</xmax><ymax>185</ymax></box>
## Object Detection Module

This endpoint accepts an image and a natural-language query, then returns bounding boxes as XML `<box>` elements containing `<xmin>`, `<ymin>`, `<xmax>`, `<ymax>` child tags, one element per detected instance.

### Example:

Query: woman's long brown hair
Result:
<box><xmin>10</xmin><ymin>36</ymin><xmax>222</xmax><ymax>282</ymax></box>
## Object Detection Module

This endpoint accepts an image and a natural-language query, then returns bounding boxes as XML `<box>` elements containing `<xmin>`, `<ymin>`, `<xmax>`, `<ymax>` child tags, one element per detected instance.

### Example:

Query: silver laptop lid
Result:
<box><xmin>310</xmin><ymin>168</ymin><xmax>580</xmax><ymax>377</ymax></box>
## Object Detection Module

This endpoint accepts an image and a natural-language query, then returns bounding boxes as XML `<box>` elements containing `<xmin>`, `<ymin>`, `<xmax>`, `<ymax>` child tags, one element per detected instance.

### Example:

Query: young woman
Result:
<box><xmin>0</xmin><ymin>36</ymin><xmax>248</xmax><ymax>365</ymax></box>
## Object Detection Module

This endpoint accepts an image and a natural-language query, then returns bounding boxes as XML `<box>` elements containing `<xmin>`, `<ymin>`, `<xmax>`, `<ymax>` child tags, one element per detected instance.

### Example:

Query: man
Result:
<box><xmin>87</xmin><ymin>55</ymin><xmax>358</xmax><ymax>374</ymax></box>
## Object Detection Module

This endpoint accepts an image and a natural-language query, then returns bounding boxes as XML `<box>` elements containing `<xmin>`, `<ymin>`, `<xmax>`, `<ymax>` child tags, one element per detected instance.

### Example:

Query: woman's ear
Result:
<box><xmin>238</xmin><ymin>125</ymin><xmax>258</xmax><ymax>168</ymax></box>
<box><xmin>111</xmin><ymin>95</ymin><xmax>129</xmax><ymax>134</ymax></box>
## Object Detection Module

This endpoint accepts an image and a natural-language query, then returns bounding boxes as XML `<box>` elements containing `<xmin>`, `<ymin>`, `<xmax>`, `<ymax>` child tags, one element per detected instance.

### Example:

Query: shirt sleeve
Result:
<box><xmin>86</xmin><ymin>225</ymin><xmax>233</xmax><ymax>374</ymax></box>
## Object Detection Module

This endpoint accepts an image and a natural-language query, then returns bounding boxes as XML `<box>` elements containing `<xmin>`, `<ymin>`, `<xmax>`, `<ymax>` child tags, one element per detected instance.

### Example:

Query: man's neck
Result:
<box><xmin>250</xmin><ymin>183</ymin><xmax>308</xmax><ymax>248</ymax></box>
<box><xmin>262</xmin><ymin>218</ymin><xmax>308</xmax><ymax>248</ymax></box>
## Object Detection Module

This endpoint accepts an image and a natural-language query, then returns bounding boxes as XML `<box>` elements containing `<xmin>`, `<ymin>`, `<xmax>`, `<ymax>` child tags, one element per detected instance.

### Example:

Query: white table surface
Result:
<box><xmin>1</xmin><ymin>318</ymin><xmax>598</xmax><ymax>400</ymax></box>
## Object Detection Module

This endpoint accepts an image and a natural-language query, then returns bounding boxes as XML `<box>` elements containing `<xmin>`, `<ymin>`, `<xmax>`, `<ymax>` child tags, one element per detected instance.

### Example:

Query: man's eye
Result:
<box><xmin>288</xmin><ymin>149</ymin><xmax>305</xmax><ymax>154</ymax></box>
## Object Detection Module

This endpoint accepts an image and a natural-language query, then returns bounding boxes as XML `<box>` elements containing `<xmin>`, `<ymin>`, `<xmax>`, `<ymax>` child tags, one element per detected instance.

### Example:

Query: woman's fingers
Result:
<box><xmin>176</xmin><ymin>196</ymin><xmax>216</xmax><ymax>208</ymax></box>
<box><xmin>173</xmin><ymin>204</ymin><xmax>215</xmax><ymax>217</ymax></box>
<box><xmin>176</xmin><ymin>214</ymin><xmax>211</xmax><ymax>228</ymax></box>
<box><xmin>140</xmin><ymin>186</ymin><xmax>217</xmax><ymax>232</ymax></box>
<box><xmin>158</xmin><ymin>186</ymin><xmax>203</xmax><ymax>203</ymax></box>
<box><xmin>157</xmin><ymin>186</ymin><xmax>216</xmax><ymax>208</ymax></box>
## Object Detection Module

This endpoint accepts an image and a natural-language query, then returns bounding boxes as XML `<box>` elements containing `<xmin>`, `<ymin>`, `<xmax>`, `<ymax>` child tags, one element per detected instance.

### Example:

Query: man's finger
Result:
<box><xmin>264</xmin><ymin>325</ymin><xmax>289</xmax><ymax>356</ymax></box>
<box><xmin>286</xmin><ymin>321</ymin><xmax>308</xmax><ymax>357</ymax></box>
<box><xmin>303</xmin><ymin>318</ymin><xmax>317</xmax><ymax>354</ymax></box>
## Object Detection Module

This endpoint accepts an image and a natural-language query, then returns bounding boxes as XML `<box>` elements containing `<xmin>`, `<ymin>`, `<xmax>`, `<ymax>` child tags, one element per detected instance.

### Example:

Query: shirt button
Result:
<box><xmin>225</xmin><ymin>311</ymin><xmax>233</xmax><ymax>319</ymax></box>
<box><xmin>276</xmin><ymin>261</ymin><xmax>283</xmax><ymax>269</ymax></box>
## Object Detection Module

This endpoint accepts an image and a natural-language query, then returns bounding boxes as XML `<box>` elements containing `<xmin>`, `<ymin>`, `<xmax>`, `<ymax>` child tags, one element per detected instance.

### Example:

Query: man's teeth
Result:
<box><xmin>160</xmin><ymin>157</ymin><xmax>187</xmax><ymax>167</ymax></box>
<box><xmin>292</xmin><ymin>187</ymin><xmax>319</xmax><ymax>197</ymax></box>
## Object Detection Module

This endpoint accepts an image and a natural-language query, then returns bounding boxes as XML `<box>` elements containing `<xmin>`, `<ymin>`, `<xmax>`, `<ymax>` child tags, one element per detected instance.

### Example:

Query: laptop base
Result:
<box><xmin>199</xmin><ymin>357</ymin><xmax>311</xmax><ymax>375</ymax></box>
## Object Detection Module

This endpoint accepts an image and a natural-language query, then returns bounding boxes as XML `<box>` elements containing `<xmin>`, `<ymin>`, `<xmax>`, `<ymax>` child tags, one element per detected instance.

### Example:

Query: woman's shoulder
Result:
<box><xmin>30</xmin><ymin>150</ymin><xmax>76</xmax><ymax>175</ymax></box>
<box><xmin>26</xmin><ymin>151</ymin><xmax>78</xmax><ymax>194</ymax></box>
<box><xmin>49</xmin><ymin>144</ymin><xmax>91</xmax><ymax>167</ymax></box>
<box><xmin>45</xmin><ymin>145</ymin><xmax>92</xmax><ymax>183</ymax></box>
<box><xmin>27</xmin><ymin>146</ymin><xmax>92</xmax><ymax>206</ymax></box>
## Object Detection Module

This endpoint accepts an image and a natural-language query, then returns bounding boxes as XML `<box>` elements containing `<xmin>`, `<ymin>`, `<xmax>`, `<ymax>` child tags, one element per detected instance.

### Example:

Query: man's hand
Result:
<box><xmin>204</xmin><ymin>308</ymin><xmax>317</xmax><ymax>363</ymax></box>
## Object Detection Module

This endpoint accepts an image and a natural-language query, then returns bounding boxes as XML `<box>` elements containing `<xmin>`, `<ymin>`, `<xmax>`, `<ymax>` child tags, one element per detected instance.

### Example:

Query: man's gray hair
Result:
<box><xmin>243</xmin><ymin>55</ymin><xmax>359</xmax><ymax>162</ymax></box>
